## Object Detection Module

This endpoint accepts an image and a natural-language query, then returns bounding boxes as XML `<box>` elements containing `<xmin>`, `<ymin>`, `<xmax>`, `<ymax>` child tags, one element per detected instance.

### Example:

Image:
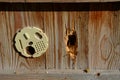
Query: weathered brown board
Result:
<box><xmin>0</xmin><ymin>70</ymin><xmax>120</xmax><ymax>80</ymax></box>
<box><xmin>0</xmin><ymin>2</ymin><xmax>120</xmax><ymax>80</ymax></box>
<box><xmin>0</xmin><ymin>0</ymin><xmax>120</xmax><ymax>2</ymax></box>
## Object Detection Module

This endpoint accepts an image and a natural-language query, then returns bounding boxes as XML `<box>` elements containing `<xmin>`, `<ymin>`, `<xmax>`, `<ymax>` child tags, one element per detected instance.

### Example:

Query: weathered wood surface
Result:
<box><xmin>0</xmin><ymin>2</ymin><xmax>120</xmax><ymax>75</ymax></box>
<box><xmin>88</xmin><ymin>4</ymin><xmax>120</xmax><ymax>69</ymax></box>
<box><xmin>0</xmin><ymin>0</ymin><xmax>120</xmax><ymax>2</ymax></box>
<box><xmin>0</xmin><ymin>70</ymin><xmax>120</xmax><ymax>80</ymax></box>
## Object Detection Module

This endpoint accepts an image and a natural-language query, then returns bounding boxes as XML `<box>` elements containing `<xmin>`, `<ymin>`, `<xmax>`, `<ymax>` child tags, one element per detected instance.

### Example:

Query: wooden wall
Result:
<box><xmin>0</xmin><ymin>2</ymin><xmax>120</xmax><ymax>80</ymax></box>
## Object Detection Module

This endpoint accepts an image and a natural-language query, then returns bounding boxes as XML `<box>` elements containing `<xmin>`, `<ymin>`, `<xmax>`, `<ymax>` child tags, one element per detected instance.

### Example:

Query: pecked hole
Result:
<box><xmin>67</xmin><ymin>33</ymin><xmax>77</xmax><ymax>46</ymax></box>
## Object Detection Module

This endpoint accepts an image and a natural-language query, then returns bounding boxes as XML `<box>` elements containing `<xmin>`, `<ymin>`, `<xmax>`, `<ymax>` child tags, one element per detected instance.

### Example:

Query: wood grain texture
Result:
<box><xmin>0</xmin><ymin>70</ymin><xmax>120</xmax><ymax>80</ymax></box>
<box><xmin>0</xmin><ymin>3</ymin><xmax>120</xmax><ymax>75</ymax></box>
<box><xmin>88</xmin><ymin>4</ymin><xmax>120</xmax><ymax>69</ymax></box>
<box><xmin>0</xmin><ymin>11</ymin><xmax>88</xmax><ymax>73</ymax></box>
<box><xmin>76</xmin><ymin>11</ymin><xmax>89</xmax><ymax>69</ymax></box>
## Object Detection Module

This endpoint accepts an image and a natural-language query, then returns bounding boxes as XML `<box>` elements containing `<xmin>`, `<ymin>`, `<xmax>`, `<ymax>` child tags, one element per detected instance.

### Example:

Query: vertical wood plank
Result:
<box><xmin>108</xmin><ymin>10</ymin><xmax>120</xmax><ymax>69</ymax></box>
<box><xmin>62</xmin><ymin>11</ymin><xmax>71</xmax><ymax>69</ymax></box>
<box><xmin>43</xmin><ymin>11</ymin><xmax>54</xmax><ymax>69</ymax></box>
<box><xmin>76</xmin><ymin>11</ymin><xmax>89</xmax><ymax>69</ymax></box>
<box><xmin>53</xmin><ymin>12</ymin><xmax>65</xmax><ymax>69</ymax></box>
<box><xmin>88</xmin><ymin>5</ymin><xmax>120</xmax><ymax>69</ymax></box>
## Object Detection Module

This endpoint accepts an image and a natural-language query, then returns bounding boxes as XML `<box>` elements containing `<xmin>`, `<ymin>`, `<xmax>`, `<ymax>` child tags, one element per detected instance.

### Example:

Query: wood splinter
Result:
<box><xmin>64</xmin><ymin>26</ymin><xmax>78</xmax><ymax>64</ymax></box>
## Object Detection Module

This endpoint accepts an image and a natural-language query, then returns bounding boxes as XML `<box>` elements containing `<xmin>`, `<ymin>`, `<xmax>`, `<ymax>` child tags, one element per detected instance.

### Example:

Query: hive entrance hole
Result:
<box><xmin>67</xmin><ymin>34</ymin><xmax>76</xmax><ymax>46</ymax></box>
<box><xmin>26</xmin><ymin>46</ymin><xmax>35</xmax><ymax>55</ymax></box>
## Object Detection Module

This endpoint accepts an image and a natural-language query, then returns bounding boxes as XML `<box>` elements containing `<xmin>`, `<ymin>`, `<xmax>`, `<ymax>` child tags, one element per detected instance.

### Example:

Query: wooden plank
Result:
<box><xmin>0</xmin><ymin>0</ymin><xmax>120</xmax><ymax>2</ymax></box>
<box><xmin>53</xmin><ymin>12</ymin><xmax>69</xmax><ymax>69</ymax></box>
<box><xmin>43</xmin><ymin>11</ymin><xmax>54</xmax><ymax>69</ymax></box>
<box><xmin>60</xmin><ymin>11</ymin><xmax>70</xmax><ymax>69</ymax></box>
<box><xmin>88</xmin><ymin>4</ymin><xmax>120</xmax><ymax>69</ymax></box>
<box><xmin>0</xmin><ymin>70</ymin><xmax>120</xmax><ymax>80</ymax></box>
<box><xmin>76</xmin><ymin>11</ymin><xmax>89</xmax><ymax>69</ymax></box>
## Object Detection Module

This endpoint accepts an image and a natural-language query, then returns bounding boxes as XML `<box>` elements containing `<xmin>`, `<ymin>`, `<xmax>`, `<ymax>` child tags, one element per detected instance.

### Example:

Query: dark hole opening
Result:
<box><xmin>29</xmin><ymin>41</ymin><xmax>33</xmax><ymax>45</ymax></box>
<box><xmin>26</xmin><ymin>46</ymin><xmax>35</xmax><ymax>55</ymax></box>
<box><xmin>67</xmin><ymin>34</ymin><xmax>76</xmax><ymax>46</ymax></box>
<box><xmin>83</xmin><ymin>70</ymin><xmax>88</xmax><ymax>73</ymax></box>
<box><xmin>97</xmin><ymin>73</ymin><xmax>101</xmax><ymax>76</ymax></box>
